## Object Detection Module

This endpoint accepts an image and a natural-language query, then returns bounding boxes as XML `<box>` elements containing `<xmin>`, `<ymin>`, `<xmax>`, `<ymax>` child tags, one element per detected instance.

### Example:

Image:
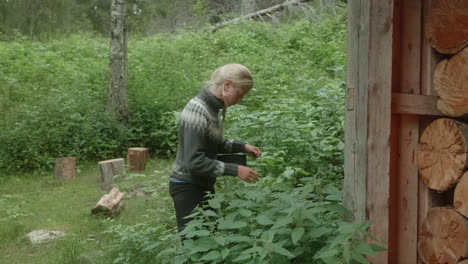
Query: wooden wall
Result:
<box><xmin>344</xmin><ymin>0</ymin><xmax>445</xmax><ymax>263</ymax></box>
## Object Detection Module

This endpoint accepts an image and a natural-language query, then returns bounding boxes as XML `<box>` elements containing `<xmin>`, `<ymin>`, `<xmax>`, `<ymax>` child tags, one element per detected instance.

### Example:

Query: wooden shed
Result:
<box><xmin>344</xmin><ymin>0</ymin><xmax>468</xmax><ymax>263</ymax></box>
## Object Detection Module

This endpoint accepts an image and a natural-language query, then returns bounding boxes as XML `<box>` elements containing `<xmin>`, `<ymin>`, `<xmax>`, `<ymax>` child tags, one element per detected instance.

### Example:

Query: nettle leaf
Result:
<box><xmin>213</xmin><ymin>236</ymin><xmax>227</xmax><ymax>246</ymax></box>
<box><xmin>352</xmin><ymin>252</ymin><xmax>370</xmax><ymax>264</ymax></box>
<box><xmin>270</xmin><ymin>243</ymin><xmax>295</xmax><ymax>258</ymax></box>
<box><xmin>200</xmin><ymin>251</ymin><xmax>221</xmax><ymax>261</ymax></box>
<box><xmin>203</xmin><ymin>210</ymin><xmax>218</xmax><ymax>217</ymax></box>
<box><xmin>141</xmin><ymin>241</ymin><xmax>161</xmax><ymax>252</ymax></box>
<box><xmin>291</xmin><ymin>227</ymin><xmax>305</xmax><ymax>244</ymax></box>
<box><xmin>354</xmin><ymin>242</ymin><xmax>375</xmax><ymax>257</ymax></box>
<box><xmin>256</xmin><ymin>215</ymin><xmax>274</xmax><ymax>225</ymax></box>
<box><xmin>228</xmin><ymin>235</ymin><xmax>251</xmax><ymax>243</ymax></box>
<box><xmin>185</xmin><ymin>230</ymin><xmax>210</xmax><ymax>238</ymax></box>
<box><xmin>315</xmin><ymin>248</ymin><xmax>339</xmax><ymax>259</ymax></box>
<box><xmin>238</xmin><ymin>208</ymin><xmax>253</xmax><ymax>217</ymax></box>
<box><xmin>309</xmin><ymin>226</ymin><xmax>333</xmax><ymax>239</ymax></box>
<box><xmin>337</xmin><ymin>222</ymin><xmax>356</xmax><ymax>235</ymax></box>
<box><xmin>369</xmin><ymin>243</ymin><xmax>388</xmax><ymax>252</ymax></box>
<box><xmin>272</xmin><ymin>216</ymin><xmax>293</xmax><ymax>229</ymax></box>
<box><xmin>233</xmin><ymin>253</ymin><xmax>251</xmax><ymax>262</ymax></box>
<box><xmin>208</xmin><ymin>198</ymin><xmax>222</xmax><ymax>209</ymax></box>
<box><xmin>218</xmin><ymin>218</ymin><xmax>248</xmax><ymax>230</ymax></box>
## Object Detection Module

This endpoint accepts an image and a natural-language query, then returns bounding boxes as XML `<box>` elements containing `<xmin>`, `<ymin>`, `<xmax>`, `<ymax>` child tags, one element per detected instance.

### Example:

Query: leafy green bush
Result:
<box><xmin>176</xmin><ymin>179</ymin><xmax>383</xmax><ymax>264</ymax></box>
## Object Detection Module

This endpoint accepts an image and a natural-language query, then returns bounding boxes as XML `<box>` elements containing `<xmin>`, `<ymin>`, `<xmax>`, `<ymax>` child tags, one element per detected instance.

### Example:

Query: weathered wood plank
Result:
<box><xmin>344</xmin><ymin>0</ymin><xmax>369</xmax><ymax>227</ymax></box>
<box><xmin>366</xmin><ymin>0</ymin><xmax>394</xmax><ymax>262</ymax></box>
<box><xmin>395</xmin><ymin>0</ymin><xmax>421</xmax><ymax>262</ymax></box>
<box><xmin>392</xmin><ymin>93</ymin><xmax>443</xmax><ymax>116</ymax></box>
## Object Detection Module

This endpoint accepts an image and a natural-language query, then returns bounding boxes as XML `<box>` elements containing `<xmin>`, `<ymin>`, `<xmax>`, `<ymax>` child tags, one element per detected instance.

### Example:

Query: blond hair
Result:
<box><xmin>208</xmin><ymin>63</ymin><xmax>253</xmax><ymax>92</ymax></box>
<box><xmin>207</xmin><ymin>64</ymin><xmax>253</xmax><ymax>133</ymax></box>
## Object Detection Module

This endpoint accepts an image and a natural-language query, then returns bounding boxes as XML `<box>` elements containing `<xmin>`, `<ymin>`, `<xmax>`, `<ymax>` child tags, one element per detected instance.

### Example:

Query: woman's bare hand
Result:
<box><xmin>245</xmin><ymin>144</ymin><xmax>261</xmax><ymax>159</ymax></box>
<box><xmin>238</xmin><ymin>165</ymin><xmax>261</xmax><ymax>183</ymax></box>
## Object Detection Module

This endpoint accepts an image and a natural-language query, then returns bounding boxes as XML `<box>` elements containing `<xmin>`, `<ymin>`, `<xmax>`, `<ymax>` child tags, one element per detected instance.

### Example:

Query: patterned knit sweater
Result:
<box><xmin>171</xmin><ymin>88</ymin><xmax>246</xmax><ymax>187</ymax></box>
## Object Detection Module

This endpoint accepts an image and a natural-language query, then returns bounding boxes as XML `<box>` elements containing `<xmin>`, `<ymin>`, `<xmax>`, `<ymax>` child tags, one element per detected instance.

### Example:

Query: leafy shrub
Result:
<box><xmin>177</xmin><ymin>179</ymin><xmax>383</xmax><ymax>264</ymax></box>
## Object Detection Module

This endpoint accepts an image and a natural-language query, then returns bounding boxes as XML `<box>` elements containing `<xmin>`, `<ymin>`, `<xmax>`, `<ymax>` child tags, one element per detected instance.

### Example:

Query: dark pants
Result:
<box><xmin>169</xmin><ymin>181</ymin><xmax>215</xmax><ymax>233</ymax></box>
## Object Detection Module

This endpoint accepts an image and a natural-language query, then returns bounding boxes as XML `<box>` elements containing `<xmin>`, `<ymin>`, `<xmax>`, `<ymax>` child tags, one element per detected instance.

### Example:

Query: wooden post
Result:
<box><xmin>127</xmin><ymin>147</ymin><xmax>149</xmax><ymax>171</ymax></box>
<box><xmin>54</xmin><ymin>157</ymin><xmax>76</xmax><ymax>181</ymax></box>
<box><xmin>344</xmin><ymin>0</ymin><xmax>394</xmax><ymax>263</ymax></box>
<box><xmin>98</xmin><ymin>158</ymin><xmax>126</xmax><ymax>184</ymax></box>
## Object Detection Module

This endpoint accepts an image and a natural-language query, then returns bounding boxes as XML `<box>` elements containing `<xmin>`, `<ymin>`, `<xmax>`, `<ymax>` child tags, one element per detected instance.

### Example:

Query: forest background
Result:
<box><xmin>0</xmin><ymin>0</ymin><xmax>383</xmax><ymax>263</ymax></box>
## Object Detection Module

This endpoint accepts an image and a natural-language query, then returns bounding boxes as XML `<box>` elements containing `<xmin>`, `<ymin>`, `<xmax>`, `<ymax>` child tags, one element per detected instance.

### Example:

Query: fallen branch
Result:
<box><xmin>211</xmin><ymin>0</ymin><xmax>314</xmax><ymax>32</ymax></box>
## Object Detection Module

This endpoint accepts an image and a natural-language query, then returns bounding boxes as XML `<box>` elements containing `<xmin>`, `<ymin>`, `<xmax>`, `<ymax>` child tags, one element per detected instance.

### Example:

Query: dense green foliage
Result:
<box><xmin>0</xmin><ymin>5</ymin><xmax>346</xmax><ymax>174</ymax></box>
<box><xmin>0</xmin><ymin>3</ymin><xmax>385</xmax><ymax>263</ymax></box>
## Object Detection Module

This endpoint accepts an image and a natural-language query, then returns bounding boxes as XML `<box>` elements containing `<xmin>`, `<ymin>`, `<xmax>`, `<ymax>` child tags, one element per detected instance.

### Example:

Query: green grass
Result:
<box><xmin>0</xmin><ymin>158</ymin><xmax>175</xmax><ymax>264</ymax></box>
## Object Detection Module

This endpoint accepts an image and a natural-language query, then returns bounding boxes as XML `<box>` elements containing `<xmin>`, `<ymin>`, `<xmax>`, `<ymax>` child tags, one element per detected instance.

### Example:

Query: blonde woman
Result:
<box><xmin>169</xmin><ymin>63</ymin><xmax>261</xmax><ymax>234</ymax></box>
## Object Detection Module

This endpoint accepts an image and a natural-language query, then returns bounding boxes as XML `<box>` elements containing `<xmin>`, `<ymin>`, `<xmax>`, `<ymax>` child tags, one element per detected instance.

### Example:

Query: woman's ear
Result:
<box><xmin>223</xmin><ymin>80</ymin><xmax>232</xmax><ymax>95</ymax></box>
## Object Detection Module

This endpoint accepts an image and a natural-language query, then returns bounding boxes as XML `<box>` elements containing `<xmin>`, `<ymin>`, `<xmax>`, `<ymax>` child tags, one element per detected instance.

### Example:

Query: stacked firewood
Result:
<box><xmin>416</xmin><ymin>1</ymin><xmax>468</xmax><ymax>263</ymax></box>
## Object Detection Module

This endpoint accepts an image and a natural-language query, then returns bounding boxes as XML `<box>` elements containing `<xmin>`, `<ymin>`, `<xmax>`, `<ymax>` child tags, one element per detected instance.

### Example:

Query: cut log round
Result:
<box><xmin>98</xmin><ymin>158</ymin><xmax>126</xmax><ymax>184</ymax></box>
<box><xmin>91</xmin><ymin>188</ymin><xmax>125</xmax><ymax>216</ymax></box>
<box><xmin>417</xmin><ymin>118</ymin><xmax>468</xmax><ymax>191</ymax></box>
<box><xmin>127</xmin><ymin>147</ymin><xmax>149</xmax><ymax>171</ymax></box>
<box><xmin>455</xmin><ymin>172</ymin><xmax>468</xmax><ymax>218</ymax></box>
<box><xmin>418</xmin><ymin>207</ymin><xmax>468</xmax><ymax>264</ymax></box>
<box><xmin>434</xmin><ymin>47</ymin><xmax>468</xmax><ymax>117</ymax></box>
<box><xmin>54</xmin><ymin>157</ymin><xmax>76</xmax><ymax>181</ymax></box>
<box><xmin>425</xmin><ymin>0</ymin><xmax>468</xmax><ymax>54</ymax></box>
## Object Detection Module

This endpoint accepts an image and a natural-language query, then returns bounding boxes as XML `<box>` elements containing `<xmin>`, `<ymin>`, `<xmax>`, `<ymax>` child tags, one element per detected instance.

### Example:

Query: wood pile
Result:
<box><xmin>417</xmin><ymin>1</ymin><xmax>468</xmax><ymax>263</ymax></box>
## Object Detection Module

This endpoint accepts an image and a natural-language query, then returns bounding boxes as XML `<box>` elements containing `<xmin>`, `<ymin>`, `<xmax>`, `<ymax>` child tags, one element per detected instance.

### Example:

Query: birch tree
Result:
<box><xmin>108</xmin><ymin>0</ymin><xmax>129</xmax><ymax>121</ymax></box>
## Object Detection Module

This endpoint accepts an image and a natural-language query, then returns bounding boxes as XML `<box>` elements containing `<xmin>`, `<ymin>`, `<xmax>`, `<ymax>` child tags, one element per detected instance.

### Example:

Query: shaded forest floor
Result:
<box><xmin>0</xmin><ymin>158</ymin><xmax>175</xmax><ymax>264</ymax></box>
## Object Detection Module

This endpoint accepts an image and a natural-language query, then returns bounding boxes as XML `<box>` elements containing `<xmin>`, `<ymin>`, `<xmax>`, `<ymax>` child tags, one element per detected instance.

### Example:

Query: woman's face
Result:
<box><xmin>223</xmin><ymin>81</ymin><xmax>250</xmax><ymax>107</ymax></box>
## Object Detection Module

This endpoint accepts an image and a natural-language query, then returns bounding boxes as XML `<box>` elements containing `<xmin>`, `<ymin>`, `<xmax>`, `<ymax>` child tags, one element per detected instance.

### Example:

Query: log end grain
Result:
<box><xmin>434</xmin><ymin>48</ymin><xmax>468</xmax><ymax>117</ymax></box>
<box><xmin>417</xmin><ymin>118</ymin><xmax>468</xmax><ymax>191</ymax></box>
<box><xmin>425</xmin><ymin>0</ymin><xmax>468</xmax><ymax>54</ymax></box>
<box><xmin>418</xmin><ymin>207</ymin><xmax>468</xmax><ymax>264</ymax></box>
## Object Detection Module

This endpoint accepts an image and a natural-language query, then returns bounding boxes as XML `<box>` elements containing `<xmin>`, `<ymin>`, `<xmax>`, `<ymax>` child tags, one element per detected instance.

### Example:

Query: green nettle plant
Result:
<box><xmin>174</xmin><ymin>179</ymin><xmax>384</xmax><ymax>264</ymax></box>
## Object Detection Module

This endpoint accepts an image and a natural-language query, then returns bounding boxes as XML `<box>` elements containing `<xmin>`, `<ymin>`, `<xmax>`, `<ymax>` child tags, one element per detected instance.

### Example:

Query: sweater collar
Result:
<box><xmin>198</xmin><ymin>87</ymin><xmax>225</xmax><ymax>111</ymax></box>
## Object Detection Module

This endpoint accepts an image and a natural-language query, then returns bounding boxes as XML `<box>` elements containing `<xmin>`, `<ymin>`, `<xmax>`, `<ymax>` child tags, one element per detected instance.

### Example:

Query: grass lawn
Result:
<box><xmin>0</xmin><ymin>158</ymin><xmax>175</xmax><ymax>264</ymax></box>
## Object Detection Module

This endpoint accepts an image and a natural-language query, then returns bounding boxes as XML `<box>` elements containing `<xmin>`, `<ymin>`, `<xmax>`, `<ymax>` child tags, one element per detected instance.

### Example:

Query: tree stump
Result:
<box><xmin>434</xmin><ymin>47</ymin><xmax>468</xmax><ymax>117</ymax></box>
<box><xmin>54</xmin><ymin>157</ymin><xmax>76</xmax><ymax>181</ymax></box>
<box><xmin>127</xmin><ymin>147</ymin><xmax>149</xmax><ymax>171</ymax></box>
<box><xmin>455</xmin><ymin>172</ymin><xmax>468</xmax><ymax>218</ymax></box>
<box><xmin>417</xmin><ymin>118</ymin><xmax>468</xmax><ymax>192</ymax></box>
<box><xmin>98</xmin><ymin>158</ymin><xmax>126</xmax><ymax>184</ymax></box>
<box><xmin>425</xmin><ymin>0</ymin><xmax>468</xmax><ymax>54</ymax></box>
<box><xmin>418</xmin><ymin>207</ymin><xmax>468</xmax><ymax>264</ymax></box>
<box><xmin>91</xmin><ymin>188</ymin><xmax>125</xmax><ymax>216</ymax></box>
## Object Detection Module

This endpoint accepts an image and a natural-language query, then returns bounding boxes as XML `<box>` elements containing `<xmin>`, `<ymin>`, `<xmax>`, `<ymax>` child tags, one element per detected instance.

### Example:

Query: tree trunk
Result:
<box><xmin>211</xmin><ymin>0</ymin><xmax>312</xmax><ymax>32</ymax></box>
<box><xmin>418</xmin><ymin>207</ymin><xmax>468</xmax><ymax>264</ymax></box>
<box><xmin>98</xmin><ymin>158</ymin><xmax>126</xmax><ymax>184</ymax></box>
<box><xmin>241</xmin><ymin>0</ymin><xmax>256</xmax><ymax>16</ymax></box>
<box><xmin>425</xmin><ymin>0</ymin><xmax>468</xmax><ymax>54</ymax></box>
<box><xmin>91</xmin><ymin>188</ymin><xmax>125</xmax><ymax>216</ymax></box>
<box><xmin>127</xmin><ymin>147</ymin><xmax>149</xmax><ymax>171</ymax></box>
<box><xmin>108</xmin><ymin>0</ymin><xmax>129</xmax><ymax>121</ymax></box>
<box><xmin>417</xmin><ymin>118</ymin><xmax>468</xmax><ymax>191</ymax></box>
<box><xmin>54</xmin><ymin>157</ymin><xmax>76</xmax><ymax>181</ymax></box>
<box><xmin>455</xmin><ymin>171</ymin><xmax>468</xmax><ymax>218</ymax></box>
<box><xmin>434</xmin><ymin>47</ymin><xmax>468</xmax><ymax>117</ymax></box>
